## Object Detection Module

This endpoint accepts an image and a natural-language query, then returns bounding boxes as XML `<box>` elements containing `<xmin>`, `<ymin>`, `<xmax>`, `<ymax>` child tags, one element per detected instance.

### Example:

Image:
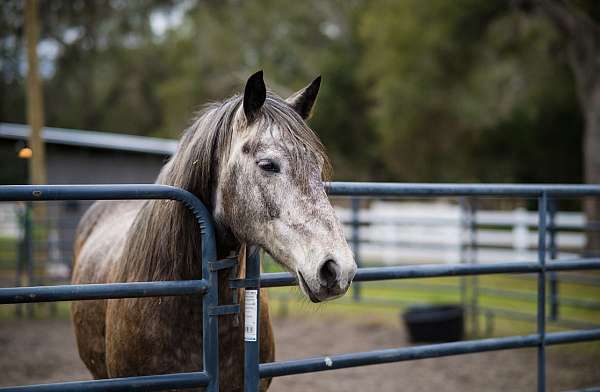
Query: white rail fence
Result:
<box><xmin>335</xmin><ymin>201</ymin><xmax>585</xmax><ymax>265</ymax></box>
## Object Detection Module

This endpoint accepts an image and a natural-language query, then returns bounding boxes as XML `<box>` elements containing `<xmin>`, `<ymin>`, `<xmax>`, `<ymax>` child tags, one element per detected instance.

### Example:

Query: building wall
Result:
<box><xmin>0</xmin><ymin>140</ymin><xmax>28</xmax><ymax>184</ymax></box>
<box><xmin>46</xmin><ymin>144</ymin><xmax>168</xmax><ymax>184</ymax></box>
<box><xmin>0</xmin><ymin>138</ymin><xmax>172</xmax><ymax>279</ymax></box>
<box><xmin>0</xmin><ymin>139</ymin><xmax>170</xmax><ymax>185</ymax></box>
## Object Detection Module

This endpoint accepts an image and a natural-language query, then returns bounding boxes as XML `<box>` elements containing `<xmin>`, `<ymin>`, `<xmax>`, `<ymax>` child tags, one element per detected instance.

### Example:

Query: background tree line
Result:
<box><xmin>1</xmin><ymin>0</ymin><xmax>597</xmax><ymax>184</ymax></box>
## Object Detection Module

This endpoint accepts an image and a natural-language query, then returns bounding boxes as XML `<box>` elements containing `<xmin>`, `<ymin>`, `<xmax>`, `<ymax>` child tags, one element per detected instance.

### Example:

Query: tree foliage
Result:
<box><xmin>0</xmin><ymin>0</ymin><xmax>589</xmax><ymax>182</ymax></box>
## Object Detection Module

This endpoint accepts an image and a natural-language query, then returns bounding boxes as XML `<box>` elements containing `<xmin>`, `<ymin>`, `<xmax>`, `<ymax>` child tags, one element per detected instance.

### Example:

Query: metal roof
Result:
<box><xmin>0</xmin><ymin>122</ymin><xmax>178</xmax><ymax>156</ymax></box>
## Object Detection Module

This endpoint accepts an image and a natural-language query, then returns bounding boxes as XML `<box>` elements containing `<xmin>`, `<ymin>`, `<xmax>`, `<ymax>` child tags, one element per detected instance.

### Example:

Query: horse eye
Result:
<box><xmin>257</xmin><ymin>159</ymin><xmax>280</xmax><ymax>173</ymax></box>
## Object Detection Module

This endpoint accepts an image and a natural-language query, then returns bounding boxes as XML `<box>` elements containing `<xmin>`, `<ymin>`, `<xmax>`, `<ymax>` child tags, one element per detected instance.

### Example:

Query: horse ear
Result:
<box><xmin>243</xmin><ymin>70</ymin><xmax>267</xmax><ymax>123</ymax></box>
<box><xmin>286</xmin><ymin>76</ymin><xmax>321</xmax><ymax>120</ymax></box>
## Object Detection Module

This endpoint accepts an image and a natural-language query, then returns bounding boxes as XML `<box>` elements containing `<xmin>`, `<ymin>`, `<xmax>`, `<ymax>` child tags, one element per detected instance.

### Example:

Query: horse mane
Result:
<box><xmin>113</xmin><ymin>91</ymin><xmax>331</xmax><ymax>282</ymax></box>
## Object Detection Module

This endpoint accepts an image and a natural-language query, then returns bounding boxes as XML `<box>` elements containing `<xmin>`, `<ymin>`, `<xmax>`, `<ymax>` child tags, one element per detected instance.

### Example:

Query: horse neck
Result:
<box><xmin>118</xmin><ymin>110</ymin><xmax>244</xmax><ymax>282</ymax></box>
<box><xmin>116</xmin><ymin>153</ymin><xmax>239</xmax><ymax>283</ymax></box>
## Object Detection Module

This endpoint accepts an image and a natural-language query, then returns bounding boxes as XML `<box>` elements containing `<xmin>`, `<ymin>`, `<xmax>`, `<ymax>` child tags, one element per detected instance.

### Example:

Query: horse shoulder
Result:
<box><xmin>71</xmin><ymin>200</ymin><xmax>143</xmax><ymax>379</ymax></box>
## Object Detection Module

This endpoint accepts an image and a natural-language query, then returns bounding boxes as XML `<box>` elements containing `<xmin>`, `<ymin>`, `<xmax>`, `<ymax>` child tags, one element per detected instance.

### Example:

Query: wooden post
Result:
<box><xmin>25</xmin><ymin>0</ymin><xmax>46</xmax><ymax>187</ymax></box>
<box><xmin>25</xmin><ymin>0</ymin><xmax>47</xmax><ymax>291</ymax></box>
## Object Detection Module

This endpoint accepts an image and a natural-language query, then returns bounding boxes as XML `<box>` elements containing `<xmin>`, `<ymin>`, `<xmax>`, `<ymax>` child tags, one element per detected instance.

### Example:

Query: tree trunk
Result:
<box><xmin>534</xmin><ymin>0</ymin><xmax>600</xmax><ymax>256</ymax></box>
<box><xmin>583</xmin><ymin>84</ymin><xmax>600</xmax><ymax>256</ymax></box>
<box><xmin>568</xmin><ymin>29</ymin><xmax>600</xmax><ymax>257</ymax></box>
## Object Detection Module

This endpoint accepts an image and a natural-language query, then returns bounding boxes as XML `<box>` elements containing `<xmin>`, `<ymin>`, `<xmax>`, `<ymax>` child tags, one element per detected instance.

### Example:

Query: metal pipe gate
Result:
<box><xmin>1</xmin><ymin>182</ymin><xmax>600</xmax><ymax>391</ymax></box>
<box><xmin>0</xmin><ymin>184</ymin><xmax>221</xmax><ymax>392</ymax></box>
<box><xmin>252</xmin><ymin>183</ymin><xmax>600</xmax><ymax>392</ymax></box>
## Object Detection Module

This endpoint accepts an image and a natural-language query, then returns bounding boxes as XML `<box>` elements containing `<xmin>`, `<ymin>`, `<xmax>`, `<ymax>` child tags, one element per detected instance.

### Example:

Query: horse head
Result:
<box><xmin>211</xmin><ymin>71</ymin><xmax>356</xmax><ymax>302</ymax></box>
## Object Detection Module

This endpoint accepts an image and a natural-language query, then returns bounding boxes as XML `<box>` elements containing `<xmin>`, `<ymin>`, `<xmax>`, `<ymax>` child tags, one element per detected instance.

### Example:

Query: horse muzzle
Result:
<box><xmin>297</xmin><ymin>256</ymin><xmax>357</xmax><ymax>303</ymax></box>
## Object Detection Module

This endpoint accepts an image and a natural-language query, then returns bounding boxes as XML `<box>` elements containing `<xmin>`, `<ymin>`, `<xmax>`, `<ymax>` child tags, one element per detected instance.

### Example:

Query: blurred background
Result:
<box><xmin>1</xmin><ymin>1</ymin><xmax>600</xmax><ymax>391</ymax></box>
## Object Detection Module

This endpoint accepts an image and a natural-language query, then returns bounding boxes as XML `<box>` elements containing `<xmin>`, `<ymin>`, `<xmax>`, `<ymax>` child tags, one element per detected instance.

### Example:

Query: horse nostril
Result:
<box><xmin>319</xmin><ymin>259</ymin><xmax>340</xmax><ymax>289</ymax></box>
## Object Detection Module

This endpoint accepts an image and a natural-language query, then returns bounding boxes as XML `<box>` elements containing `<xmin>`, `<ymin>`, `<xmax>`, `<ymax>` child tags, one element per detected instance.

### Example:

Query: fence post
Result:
<box><xmin>548</xmin><ymin>199</ymin><xmax>558</xmax><ymax>322</ymax></box>
<box><xmin>460</xmin><ymin>198</ymin><xmax>479</xmax><ymax>337</ymax></box>
<box><xmin>514</xmin><ymin>207</ymin><xmax>529</xmax><ymax>260</ymax></box>
<box><xmin>15</xmin><ymin>203</ymin><xmax>25</xmax><ymax>318</ymax></box>
<box><xmin>537</xmin><ymin>193</ymin><xmax>548</xmax><ymax>392</ymax></box>
<box><xmin>459</xmin><ymin>198</ymin><xmax>468</xmax><ymax>326</ymax></box>
<box><xmin>24</xmin><ymin>201</ymin><xmax>35</xmax><ymax>318</ymax></box>
<box><xmin>469</xmin><ymin>199</ymin><xmax>479</xmax><ymax>338</ymax></box>
<box><xmin>351</xmin><ymin>197</ymin><xmax>361</xmax><ymax>302</ymax></box>
<box><xmin>244</xmin><ymin>248</ymin><xmax>261</xmax><ymax>392</ymax></box>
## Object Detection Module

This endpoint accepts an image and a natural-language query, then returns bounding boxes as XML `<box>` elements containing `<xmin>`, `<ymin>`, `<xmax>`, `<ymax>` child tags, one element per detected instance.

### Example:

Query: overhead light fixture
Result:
<box><xmin>18</xmin><ymin>147</ymin><xmax>33</xmax><ymax>159</ymax></box>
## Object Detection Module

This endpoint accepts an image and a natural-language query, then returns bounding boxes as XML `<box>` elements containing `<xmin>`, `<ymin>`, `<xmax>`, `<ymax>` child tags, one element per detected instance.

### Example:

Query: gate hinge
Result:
<box><xmin>209</xmin><ymin>257</ymin><xmax>238</xmax><ymax>272</ymax></box>
<box><xmin>208</xmin><ymin>304</ymin><xmax>240</xmax><ymax>316</ymax></box>
<box><xmin>229</xmin><ymin>278</ymin><xmax>260</xmax><ymax>289</ymax></box>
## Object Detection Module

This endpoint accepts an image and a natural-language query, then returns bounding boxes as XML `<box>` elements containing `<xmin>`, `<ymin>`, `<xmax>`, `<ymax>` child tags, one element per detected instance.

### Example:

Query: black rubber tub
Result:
<box><xmin>402</xmin><ymin>304</ymin><xmax>464</xmax><ymax>343</ymax></box>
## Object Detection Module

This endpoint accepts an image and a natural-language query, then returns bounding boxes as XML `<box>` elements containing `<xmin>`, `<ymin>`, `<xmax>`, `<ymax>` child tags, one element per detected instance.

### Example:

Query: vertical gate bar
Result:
<box><xmin>548</xmin><ymin>199</ymin><xmax>558</xmax><ymax>321</ymax></box>
<box><xmin>351</xmin><ymin>197</ymin><xmax>361</xmax><ymax>302</ymax></box>
<box><xmin>537</xmin><ymin>193</ymin><xmax>548</xmax><ymax>392</ymax></box>
<box><xmin>201</xmin><ymin>223</ymin><xmax>219</xmax><ymax>392</ymax></box>
<box><xmin>244</xmin><ymin>248</ymin><xmax>261</xmax><ymax>392</ymax></box>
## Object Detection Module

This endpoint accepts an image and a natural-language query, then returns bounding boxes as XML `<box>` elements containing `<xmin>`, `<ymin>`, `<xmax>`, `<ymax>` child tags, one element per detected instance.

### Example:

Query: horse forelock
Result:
<box><xmin>258</xmin><ymin>94</ymin><xmax>332</xmax><ymax>185</ymax></box>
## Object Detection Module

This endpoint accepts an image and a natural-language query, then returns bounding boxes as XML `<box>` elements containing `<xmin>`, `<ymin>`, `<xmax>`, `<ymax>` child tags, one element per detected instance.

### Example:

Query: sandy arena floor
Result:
<box><xmin>1</xmin><ymin>314</ymin><xmax>599</xmax><ymax>391</ymax></box>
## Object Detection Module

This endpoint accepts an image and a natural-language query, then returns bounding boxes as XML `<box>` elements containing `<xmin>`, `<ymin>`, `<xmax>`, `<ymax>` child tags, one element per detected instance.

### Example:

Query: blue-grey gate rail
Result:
<box><xmin>0</xmin><ymin>182</ymin><xmax>600</xmax><ymax>392</ymax></box>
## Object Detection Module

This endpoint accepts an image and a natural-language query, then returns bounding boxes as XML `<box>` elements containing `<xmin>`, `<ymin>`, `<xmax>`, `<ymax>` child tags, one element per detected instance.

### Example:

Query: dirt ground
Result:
<box><xmin>1</xmin><ymin>314</ymin><xmax>599</xmax><ymax>392</ymax></box>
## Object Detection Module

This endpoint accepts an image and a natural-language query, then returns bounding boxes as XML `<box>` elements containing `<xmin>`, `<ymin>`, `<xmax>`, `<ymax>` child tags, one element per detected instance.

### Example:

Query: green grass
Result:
<box><xmin>263</xmin><ymin>254</ymin><xmax>600</xmax><ymax>338</ymax></box>
<box><xmin>0</xmin><ymin>236</ymin><xmax>18</xmax><ymax>270</ymax></box>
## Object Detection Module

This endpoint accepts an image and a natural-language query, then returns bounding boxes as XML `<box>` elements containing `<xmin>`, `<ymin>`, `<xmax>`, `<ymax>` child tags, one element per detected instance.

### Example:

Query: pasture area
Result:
<box><xmin>1</xmin><ymin>277</ymin><xmax>599</xmax><ymax>392</ymax></box>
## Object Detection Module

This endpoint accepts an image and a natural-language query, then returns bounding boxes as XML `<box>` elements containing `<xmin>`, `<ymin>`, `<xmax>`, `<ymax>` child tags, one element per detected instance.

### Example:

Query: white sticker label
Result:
<box><xmin>244</xmin><ymin>289</ymin><xmax>258</xmax><ymax>342</ymax></box>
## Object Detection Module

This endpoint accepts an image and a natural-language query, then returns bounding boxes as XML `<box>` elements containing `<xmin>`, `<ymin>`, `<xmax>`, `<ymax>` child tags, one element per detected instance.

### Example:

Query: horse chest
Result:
<box><xmin>218</xmin><ymin>313</ymin><xmax>245</xmax><ymax>391</ymax></box>
<box><xmin>105</xmin><ymin>297</ymin><xmax>204</xmax><ymax>377</ymax></box>
<box><xmin>105</xmin><ymin>296</ymin><xmax>254</xmax><ymax>391</ymax></box>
